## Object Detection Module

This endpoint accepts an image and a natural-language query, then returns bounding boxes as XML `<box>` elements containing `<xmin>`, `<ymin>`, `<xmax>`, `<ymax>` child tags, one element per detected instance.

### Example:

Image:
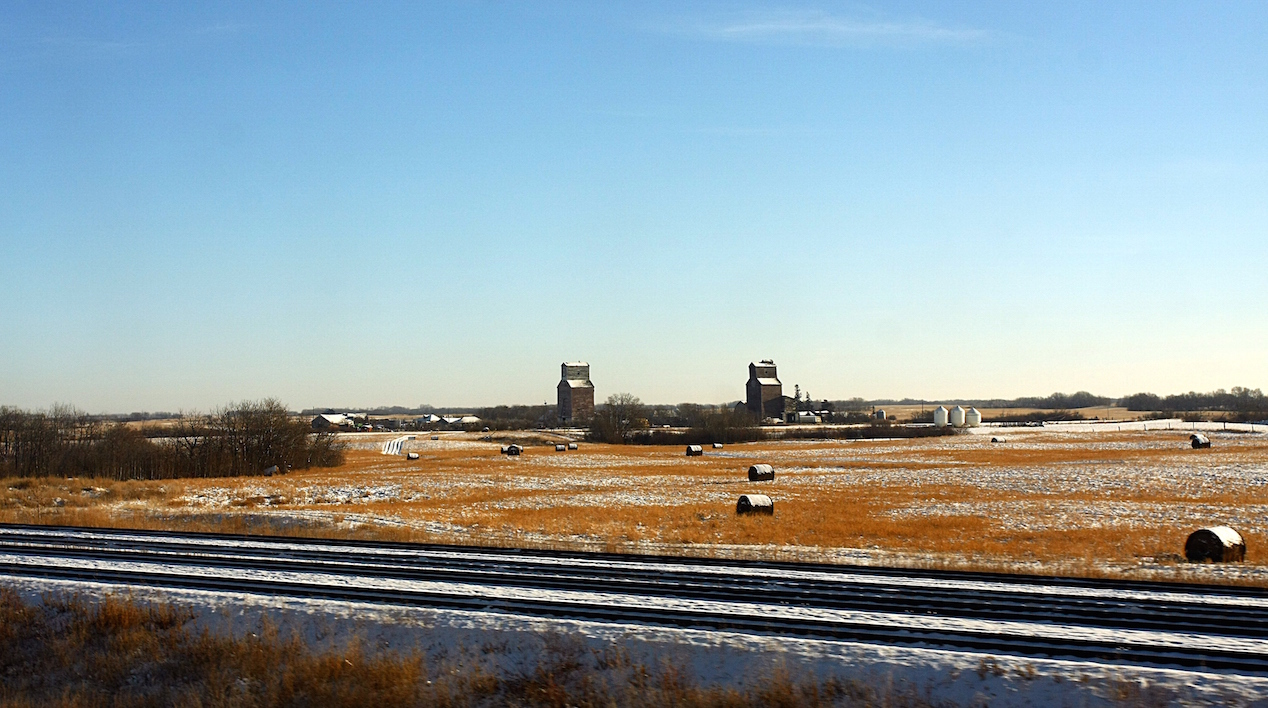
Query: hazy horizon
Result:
<box><xmin>3</xmin><ymin>3</ymin><xmax>1265</xmax><ymax>412</ymax></box>
<box><xmin>18</xmin><ymin>382</ymin><xmax>1265</xmax><ymax>418</ymax></box>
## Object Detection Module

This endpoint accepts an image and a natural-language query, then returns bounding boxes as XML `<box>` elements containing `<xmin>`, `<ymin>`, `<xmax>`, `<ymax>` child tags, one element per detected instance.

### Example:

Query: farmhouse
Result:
<box><xmin>557</xmin><ymin>361</ymin><xmax>595</xmax><ymax>424</ymax></box>
<box><xmin>311</xmin><ymin>413</ymin><xmax>352</xmax><ymax>431</ymax></box>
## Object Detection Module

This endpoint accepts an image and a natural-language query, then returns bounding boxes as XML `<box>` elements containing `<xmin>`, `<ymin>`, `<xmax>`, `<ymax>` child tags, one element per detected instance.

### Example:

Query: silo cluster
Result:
<box><xmin>933</xmin><ymin>405</ymin><xmax>983</xmax><ymax>428</ymax></box>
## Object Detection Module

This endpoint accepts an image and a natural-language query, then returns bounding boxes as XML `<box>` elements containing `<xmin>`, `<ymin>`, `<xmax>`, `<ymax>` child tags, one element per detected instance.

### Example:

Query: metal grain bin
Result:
<box><xmin>686</xmin><ymin>445</ymin><xmax>704</xmax><ymax>457</ymax></box>
<box><xmin>736</xmin><ymin>494</ymin><xmax>774</xmax><ymax>515</ymax></box>
<box><xmin>1190</xmin><ymin>433</ymin><xmax>1212</xmax><ymax>449</ymax></box>
<box><xmin>933</xmin><ymin>406</ymin><xmax>949</xmax><ymax>428</ymax></box>
<box><xmin>1185</xmin><ymin>526</ymin><xmax>1245</xmax><ymax>562</ymax></box>
<box><xmin>748</xmin><ymin>464</ymin><xmax>775</xmax><ymax>481</ymax></box>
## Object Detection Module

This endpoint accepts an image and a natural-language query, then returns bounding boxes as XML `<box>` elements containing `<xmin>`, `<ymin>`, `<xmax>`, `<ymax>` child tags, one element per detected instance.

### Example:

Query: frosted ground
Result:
<box><xmin>3</xmin><ymin>573</ymin><xmax>1266</xmax><ymax>707</ymax></box>
<box><xmin>125</xmin><ymin>426</ymin><xmax>1268</xmax><ymax>583</ymax></box>
<box><xmin>9</xmin><ymin>426</ymin><xmax>1268</xmax><ymax>703</ymax></box>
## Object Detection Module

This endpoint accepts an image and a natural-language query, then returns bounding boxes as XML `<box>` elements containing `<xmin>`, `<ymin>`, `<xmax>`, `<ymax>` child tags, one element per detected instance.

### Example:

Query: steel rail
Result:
<box><xmin>3</xmin><ymin>536</ymin><xmax>1268</xmax><ymax>643</ymax></box>
<box><xmin>0</xmin><ymin>558</ymin><xmax>1264</xmax><ymax>674</ymax></box>
<box><xmin>3</xmin><ymin>524</ymin><xmax>1268</xmax><ymax>673</ymax></box>
<box><xmin>2</xmin><ymin>526</ymin><xmax>1268</xmax><ymax>641</ymax></box>
<box><xmin>5</xmin><ymin>523</ymin><xmax>1264</xmax><ymax>597</ymax></box>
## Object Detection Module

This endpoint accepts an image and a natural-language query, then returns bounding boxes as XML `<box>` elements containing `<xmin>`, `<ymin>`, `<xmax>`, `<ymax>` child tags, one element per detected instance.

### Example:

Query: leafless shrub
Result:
<box><xmin>0</xmin><ymin>400</ymin><xmax>344</xmax><ymax>480</ymax></box>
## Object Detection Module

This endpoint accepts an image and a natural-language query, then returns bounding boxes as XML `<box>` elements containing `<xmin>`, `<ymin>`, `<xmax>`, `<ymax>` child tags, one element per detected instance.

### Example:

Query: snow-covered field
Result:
<box><xmin>7</xmin><ymin>428</ymin><xmax>1268</xmax><ymax>703</ymax></box>
<box><xmin>2</xmin><ymin>572</ymin><xmax>1264</xmax><ymax>706</ymax></box>
<box><xmin>116</xmin><ymin>429</ymin><xmax>1268</xmax><ymax>582</ymax></box>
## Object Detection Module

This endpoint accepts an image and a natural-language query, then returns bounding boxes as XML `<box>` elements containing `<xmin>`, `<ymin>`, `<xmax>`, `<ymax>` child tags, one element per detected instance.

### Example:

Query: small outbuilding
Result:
<box><xmin>736</xmin><ymin>494</ymin><xmax>774</xmax><ymax>515</ymax></box>
<box><xmin>1191</xmin><ymin>433</ymin><xmax>1212</xmax><ymax>449</ymax></box>
<box><xmin>1185</xmin><ymin>526</ymin><xmax>1245</xmax><ymax>562</ymax></box>
<box><xmin>686</xmin><ymin>445</ymin><xmax>704</xmax><ymax>457</ymax></box>
<box><xmin>748</xmin><ymin>464</ymin><xmax>775</xmax><ymax>482</ymax></box>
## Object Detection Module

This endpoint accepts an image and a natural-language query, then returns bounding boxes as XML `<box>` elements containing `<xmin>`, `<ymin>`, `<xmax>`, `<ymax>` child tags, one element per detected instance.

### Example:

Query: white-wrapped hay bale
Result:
<box><xmin>685</xmin><ymin>445</ymin><xmax>704</xmax><ymax>457</ymax></box>
<box><xmin>568</xmin><ymin>443</ymin><xmax>578</xmax><ymax>450</ymax></box>
<box><xmin>736</xmin><ymin>494</ymin><xmax>774</xmax><ymax>516</ymax></box>
<box><xmin>406</xmin><ymin>452</ymin><xmax>420</xmax><ymax>460</ymax></box>
<box><xmin>748</xmin><ymin>464</ymin><xmax>774</xmax><ymax>482</ymax></box>
<box><xmin>1190</xmin><ymin>433</ymin><xmax>1211</xmax><ymax>449</ymax></box>
<box><xmin>1185</xmin><ymin>526</ymin><xmax>1245</xmax><ymax>562</ymax></box>
<box><xmin>555</xmin><ymin>444</ymin><xmax>567</xmax><ymax>451</ymax></box>
<box><xmin>712</xmin><ymin>443</ymin><xmax>724</xmax><ymax>449</ymax></box>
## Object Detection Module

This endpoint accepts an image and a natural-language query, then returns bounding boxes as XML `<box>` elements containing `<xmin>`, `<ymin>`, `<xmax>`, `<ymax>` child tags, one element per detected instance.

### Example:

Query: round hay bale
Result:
<box><xmin>406</xmin><ymin>452</ymin><xmax>420</xmax><ymax>460</ymax></box>
<box><xmin>736</xmin><ymin>494</ymin><xmax>774</xmax><ymax>516</ymax></box>
<box><xmin>555</xmin><ymin>444</ymin><xmax>567</xmax><ymax>452</ymax></box>
<box><xmin>1190</xmin><ymin>433</ymin><xmax>1211</xmax><ymax>449</ymax></box>
<box><xmin>1185</xmin><ymin>526</ymin><xmax>1245</xmax><ymax>562</ymax></box>
<box><xmin>505</xmin><ymin>444</ymin><xmax>522</xmax><ymax>456</ymax></box>
<box><xmin>430</xmin><ymin>435</ymin><xmax>439</xmax><ymax>441</ymax></box>
<box><xmin>990</xmin><ymin>437</ymin><xmax>1006</xmax><ymax>444</ymax></box>
<box><xmin>685</xmin><ymin>445</ymin><xmax>704</xmax><ymax>457</ymax></box>
<box><xmin>712</xmin><ymin>443</ymin><xmax>724</xmax><ymax>449</ymax></box>
<box><xmin>748</xmin><ymin>464</ymin><xmax>775</xmax><ymax>482</ymax></box>
<box><xmin>567</xmin><ymin>443</ymin><xmax>578</xmax><ymax>450</ymax></box>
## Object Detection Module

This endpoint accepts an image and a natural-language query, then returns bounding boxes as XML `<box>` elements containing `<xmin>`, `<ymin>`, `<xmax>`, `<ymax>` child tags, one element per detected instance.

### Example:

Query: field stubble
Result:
<box><xmin>4</xmin><ymin>430</ymin><xmax>1268</xmax><ymax>583</ymax></box>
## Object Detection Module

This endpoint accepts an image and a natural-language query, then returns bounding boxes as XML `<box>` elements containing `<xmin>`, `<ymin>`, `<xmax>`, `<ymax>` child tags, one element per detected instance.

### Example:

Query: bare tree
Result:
<box><xmin>588</xmin><ymin>393</ymin><xmax>647</xmax><ymax>444</ymax></box>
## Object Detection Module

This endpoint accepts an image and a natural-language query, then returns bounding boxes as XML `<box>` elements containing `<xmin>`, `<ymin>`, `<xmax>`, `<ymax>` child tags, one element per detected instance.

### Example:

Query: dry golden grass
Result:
<box><xmin>5</xmin><ymin>430</ymin><xmax>1268</xmax><ymax>584</ymax></box>
<box><xmin>0</xmin><ymin>587</ymin><xmax>916</xmax><ymax>707</ymax></box>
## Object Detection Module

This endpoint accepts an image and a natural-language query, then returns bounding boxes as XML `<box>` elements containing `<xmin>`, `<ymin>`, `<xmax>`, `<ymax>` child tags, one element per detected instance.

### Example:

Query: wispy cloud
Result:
<box><xmin>664</xmin><ymin>9</ymin><xmax>988</xmax><ymax>48</ymax></box>
<box><xmin>24</xmin><ymin>23</ymin><xmax>247</xmax><ymax>55</ymax></box>
<box><xmin>194</xmin><ymin>23</ymin><xmax>249</xmax><ymax>36</ymax></box>
<box><xmin>36</xmin><ymin>36</ymin><xmax>145</xmax><ymax>52</ymax></box>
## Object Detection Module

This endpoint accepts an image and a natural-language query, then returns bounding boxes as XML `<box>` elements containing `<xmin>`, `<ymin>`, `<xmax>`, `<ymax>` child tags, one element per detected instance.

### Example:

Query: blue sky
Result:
<box><xmin>2</xmin><ymin>2</ymin><xmax>1266</xmax><ymax>412</ymax></box>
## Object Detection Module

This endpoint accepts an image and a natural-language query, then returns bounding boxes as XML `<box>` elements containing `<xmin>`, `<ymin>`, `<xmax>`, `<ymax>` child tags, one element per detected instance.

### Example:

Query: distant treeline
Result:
<box><xmin>0</xmin><ymin>400</ymin><xmax>344</xmax><ymax>481</ymax></box>
<box><xmin>588</xmin><ymin>396</ymin><xmax>763</xmax><ymax>445</ymax></box>
<box><xmin>1120</xmin><ymin>387</ymin><xmax>1268</xmax><ymax>417</ymax></box>
<box><xmin>476</xmin><ymin>405</ymin><xmax>555</xmax><ymax>430</ymax></box>
<box><xmin>301</xmin><ymin>405</ymin><xmax>437</xmax><ymax>417</ymax></box>
<box><xmin>866</xmin><ymin>391</ymin><xmax>1113</xmax><ymax>410</ymax></box>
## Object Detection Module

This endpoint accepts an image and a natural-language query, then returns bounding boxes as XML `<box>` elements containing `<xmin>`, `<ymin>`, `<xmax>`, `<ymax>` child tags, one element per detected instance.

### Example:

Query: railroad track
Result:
<box><xmin>0</xmin><ymin>523</ymin><xmax>1265</xmax><ymax>673</ymax></box>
